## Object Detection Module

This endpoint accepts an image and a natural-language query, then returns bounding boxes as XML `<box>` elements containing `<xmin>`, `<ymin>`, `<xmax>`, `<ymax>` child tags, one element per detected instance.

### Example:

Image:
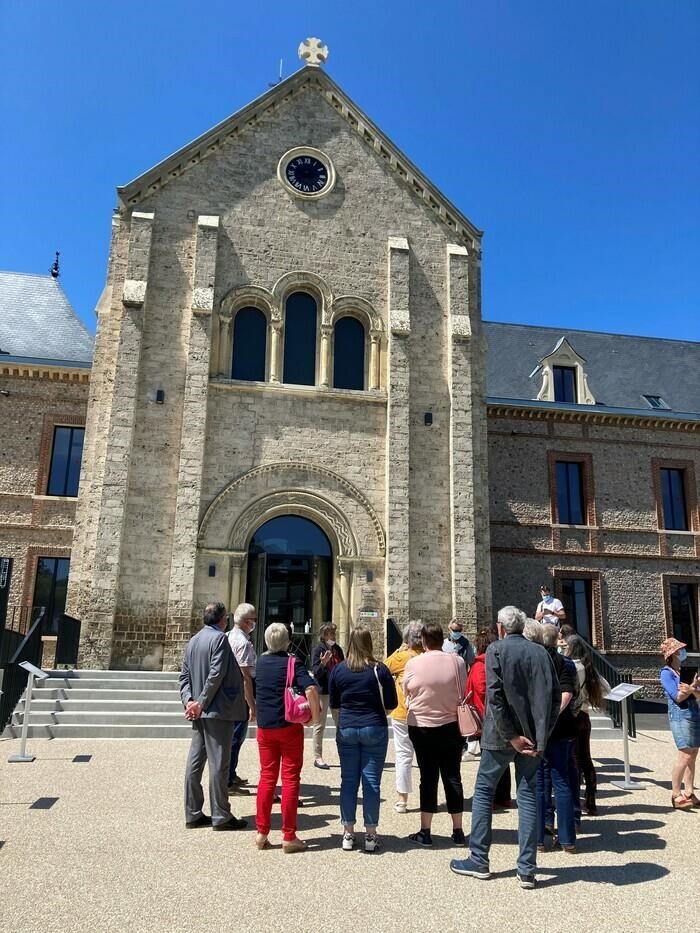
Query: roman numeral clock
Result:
<box><xmin>277</xmin><ymin>147</ymin><xmax>336</xmax><ymax>199</ymax></box>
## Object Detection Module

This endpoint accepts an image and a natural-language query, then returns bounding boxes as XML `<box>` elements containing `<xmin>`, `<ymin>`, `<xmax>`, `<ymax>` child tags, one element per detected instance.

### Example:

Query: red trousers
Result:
<box><xmin>256</xmin><ymin>723</ymin><xmax>304</xmax><ymax>840</ymax></box>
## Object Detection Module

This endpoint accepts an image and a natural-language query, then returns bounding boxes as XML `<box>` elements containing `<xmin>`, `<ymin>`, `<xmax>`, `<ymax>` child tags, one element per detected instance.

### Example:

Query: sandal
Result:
<box><xmin>687</xmin><ymin>793</ymin><xmax>700</xmax><ymax>807</ymax></box>
<box><xmin>672</xmin><ymin>794</ymin><xmax>693</xmax><ymax>811</ymax></box>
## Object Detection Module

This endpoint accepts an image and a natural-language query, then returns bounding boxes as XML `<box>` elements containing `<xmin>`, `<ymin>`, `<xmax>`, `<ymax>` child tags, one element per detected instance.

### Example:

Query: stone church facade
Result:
<box><xmin>67</xmin><ymin>61</ymin><xmax>492</xmax><ymax>673</ymax></box>
<box><xmin>1</xmin><ymin>55</ymin><xmax>698</xmax><ymax>692</ymax></box>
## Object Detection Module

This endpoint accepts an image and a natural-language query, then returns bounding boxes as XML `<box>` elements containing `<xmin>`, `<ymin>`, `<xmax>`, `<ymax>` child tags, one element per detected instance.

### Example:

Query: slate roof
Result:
<box><xmin>0</xmin><ymin>272</ymin><xmax>94</xmax><ymax>364</ymax></box>
<box><xmin>483</xmin><ymin>321</ymin><xmax>700</xmax><ymax>416</ymax></box>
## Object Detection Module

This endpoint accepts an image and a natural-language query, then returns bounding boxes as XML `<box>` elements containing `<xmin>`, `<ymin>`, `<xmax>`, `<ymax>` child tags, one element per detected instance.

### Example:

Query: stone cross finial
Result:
<box><xmin>298</xmin><ymin>37</ymin><xmax>329</xmax><ymax>67</ymax></box>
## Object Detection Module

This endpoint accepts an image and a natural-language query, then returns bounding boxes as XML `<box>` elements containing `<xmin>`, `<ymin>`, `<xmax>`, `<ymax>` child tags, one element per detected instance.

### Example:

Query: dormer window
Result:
<box><xmin>643</xmin><ymin>395</ymin><xmax>669</xmax><ymax>410</ymax></box>
<box><xmin>535</xmin><ymin>337</ymin><xmax>595</xmax><ymax>406</ymax></box>
<box><xmin>553</xmin><ymin>366</ymin><xmax>577</xmax><ymax>403</ymax></box>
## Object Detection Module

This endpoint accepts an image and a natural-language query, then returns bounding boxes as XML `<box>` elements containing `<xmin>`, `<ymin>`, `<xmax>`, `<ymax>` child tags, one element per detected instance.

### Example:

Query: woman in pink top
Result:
<box><xmin>402</xmin><ymin>622</ymin><xmax>467</xmax><ymax>847</ymax></box>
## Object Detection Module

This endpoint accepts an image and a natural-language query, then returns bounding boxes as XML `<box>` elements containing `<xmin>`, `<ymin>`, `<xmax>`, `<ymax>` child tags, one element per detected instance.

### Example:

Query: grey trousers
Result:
<box><xmin>185</xmin><ymin>718</ymin><xmax>235</xmax><ymax>826</ymax></box>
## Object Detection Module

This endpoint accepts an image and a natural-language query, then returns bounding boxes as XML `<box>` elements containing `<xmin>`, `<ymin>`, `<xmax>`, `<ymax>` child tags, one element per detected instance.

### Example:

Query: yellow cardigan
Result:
<box><xmin>385</xmin><ymin>646</ymin><xmax>423</xmax><ymax>722</ymax></box>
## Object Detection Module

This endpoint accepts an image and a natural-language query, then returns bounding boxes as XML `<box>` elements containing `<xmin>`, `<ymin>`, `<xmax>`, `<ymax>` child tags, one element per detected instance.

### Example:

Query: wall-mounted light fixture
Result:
<box><xmin>155</xmin><ymin>389</ymin><xmax>165</xmax><ymax>404</ymax></box>
<box><xmin>208</xmin><ymin>564</ymin><xmax>216</xmax><ymax>577</ymax></box>
<box><xmin>424</xmin><ymin>412</ymin><xmax>433</xmax><ymax>426</ymax></box>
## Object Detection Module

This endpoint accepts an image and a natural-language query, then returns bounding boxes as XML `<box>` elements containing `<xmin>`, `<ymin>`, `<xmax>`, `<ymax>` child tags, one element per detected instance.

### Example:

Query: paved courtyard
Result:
<box><xmin>0</xmin><ymin>729</ymin><xmax>697</xmax><ymax>933</ymax></box>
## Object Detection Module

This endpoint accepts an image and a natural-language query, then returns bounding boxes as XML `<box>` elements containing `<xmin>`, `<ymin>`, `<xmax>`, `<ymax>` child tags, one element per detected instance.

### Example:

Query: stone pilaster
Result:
<box><xmin>446</xmin><ymin>243</ymin><xmax>492</xmax><ymax>634</ymax></box>
<box><xmin>77</xmin><ymin>211</ymin><xmax>155</xmax><ymax>668</ymax></box>
<box><xmin>384</xmin><ymin>236</ymin><xmax>411</xmax><ymax>628</ymax></box>
<box><xmin>163</xmin><ymin>216</ymin><xmax>219</xmax><ymax>670</ymax></box>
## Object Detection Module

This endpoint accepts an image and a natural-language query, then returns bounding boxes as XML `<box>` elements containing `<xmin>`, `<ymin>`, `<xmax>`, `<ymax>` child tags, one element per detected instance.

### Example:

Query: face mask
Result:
<box><xmin>542</xmin><ymin>594</ymin><xmax>553</xmax><ymax>603</ymax></box>
<box><xmin>247</xmin><ymin>621</ymin><xmax>255</xmax><ymax>634</ymax></box>
<box><xmin>557</xmin><ymin>646</ymin><xmax>565</xmax><ymax>654</ymax></box>
<box><xmin>326</xmin><ymin>640</ymin><xmax>336</xmax><ymax>648</ymax></box>
<box><xmin>450</xmin><ymin>630</ymin><xmax>462</xmax><ymax>641</ymax></box>
<box><xmin>678</xmin><ymin>648</ymin><xmax>688</xmax><ymax>663</ymax></box>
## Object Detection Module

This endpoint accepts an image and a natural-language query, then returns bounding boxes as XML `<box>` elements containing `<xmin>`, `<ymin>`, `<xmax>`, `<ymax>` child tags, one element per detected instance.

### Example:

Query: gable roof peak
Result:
<box><xmin>117</xmin><ymin>67</ymin><xmax>482</xmax><ymax>246</ymax></box>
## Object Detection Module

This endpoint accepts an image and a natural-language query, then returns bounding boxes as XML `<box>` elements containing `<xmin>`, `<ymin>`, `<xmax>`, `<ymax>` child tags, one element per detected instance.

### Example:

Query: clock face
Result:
<box><xmin>284</xmin><ymin>155</ymin><xmax>329</xmax><ymax>195</ymax></box>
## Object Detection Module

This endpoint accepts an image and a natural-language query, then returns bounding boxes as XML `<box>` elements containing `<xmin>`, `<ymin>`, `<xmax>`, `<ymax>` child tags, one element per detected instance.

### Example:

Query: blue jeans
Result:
<box><xmin>336</xmin><ymin>725</ymin><xmax>388</xmax><ymax>828</ymax></box>
<box><xmin>228</xmin><ymin>717</ymin><xmax>249</xmax><ymax>783</ymax></box>
<box><xmin>537</xmin><ymin>739</ymin><xmax>576</xmax><ymax>846</ymax></box>
<box><xmin>469</xmin><ymin>748</ymin><xmax>541</xmax><ymax>876</ymax></box>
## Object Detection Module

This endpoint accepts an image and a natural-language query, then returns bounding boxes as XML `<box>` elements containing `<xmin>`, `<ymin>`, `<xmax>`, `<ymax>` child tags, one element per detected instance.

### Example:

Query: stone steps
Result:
<box><xmin>3</xmin><ymin>668</ymin><xmax>624</xmax><ymax>741</ymax></box>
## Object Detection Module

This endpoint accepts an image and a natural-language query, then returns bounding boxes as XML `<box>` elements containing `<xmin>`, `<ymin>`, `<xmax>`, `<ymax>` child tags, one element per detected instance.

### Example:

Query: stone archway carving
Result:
<box><xmin>231</xmin><ymin>490</ymin><xmax>357</xmax><ymax>556</ymax></box>
<box><xmin>198</xmin><ymin>461</ymin><xmax>386</xmax><ymax>556</ymax></box>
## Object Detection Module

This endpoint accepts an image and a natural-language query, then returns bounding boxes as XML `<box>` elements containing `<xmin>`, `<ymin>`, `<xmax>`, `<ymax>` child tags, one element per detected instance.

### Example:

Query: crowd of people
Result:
<box><xmin>179</xmin><ymin>587</ymin><xmax>700</xmax><ymax>888</ymax></box>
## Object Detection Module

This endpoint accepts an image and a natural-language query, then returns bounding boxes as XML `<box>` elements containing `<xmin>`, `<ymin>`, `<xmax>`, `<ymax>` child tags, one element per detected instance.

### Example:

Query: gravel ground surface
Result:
<box><xmin>0</xmin><ymin>729</ymin><xmax>697</xmax><ymax>933</ymax></box>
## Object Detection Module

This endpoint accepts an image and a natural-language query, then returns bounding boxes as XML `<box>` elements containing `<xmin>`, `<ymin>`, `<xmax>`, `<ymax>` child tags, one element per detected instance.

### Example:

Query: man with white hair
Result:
<box><xmin>227</xmin><ymin>602</ymin><xmax>258</xmax><ymax>793</ymax></box>
<box><xmin>450</xmin><ymin>605</ymin><xmax>560</xmax><ymax>890</ymax></box>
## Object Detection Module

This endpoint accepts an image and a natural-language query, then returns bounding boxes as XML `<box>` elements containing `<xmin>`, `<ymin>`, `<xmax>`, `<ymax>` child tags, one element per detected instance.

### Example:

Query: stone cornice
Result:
<box><xmin>487</xmin><ymin>398</ymin><xmax>700</xmax><ymax>432</ymax></box>
<box><xmin>0</xmin><ymin>359</ymin><xmax>90</xmax><ymax>384</ymax></box>
<box><xmin>116</xmin><ymin>69</ymin><xmax>482</xmax><ymax>247</ymax></box>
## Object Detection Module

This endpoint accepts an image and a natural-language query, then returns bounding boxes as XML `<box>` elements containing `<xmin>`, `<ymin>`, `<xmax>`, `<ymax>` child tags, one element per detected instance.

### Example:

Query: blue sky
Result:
<box><xmin>1</xmin><ymin>0</ymin><xmax>698</xmax><ymax>340</ymax></box>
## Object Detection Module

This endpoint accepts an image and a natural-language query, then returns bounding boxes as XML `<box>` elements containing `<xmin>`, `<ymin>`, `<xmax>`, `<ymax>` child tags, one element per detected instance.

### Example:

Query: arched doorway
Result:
<box><xmin>246</xmin><ymin>515</ymin><xmax>333</xmax><ymax>661</ymax></box>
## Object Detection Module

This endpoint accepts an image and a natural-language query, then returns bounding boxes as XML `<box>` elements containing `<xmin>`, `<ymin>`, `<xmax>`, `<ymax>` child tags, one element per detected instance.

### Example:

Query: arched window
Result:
<box><xmin>283</xmin><ymin>292</ymin><xmax>317</xmax><ymax>386</ymax></box>
<box><xmin>333</xmin><ymin>316</ymin><xmax>365</xmax><ymax>390</ymax></box>
<box><xmin>232</xmin><ymin>307</ymin><xmax>266</xmax><ymax>381</ymax></box>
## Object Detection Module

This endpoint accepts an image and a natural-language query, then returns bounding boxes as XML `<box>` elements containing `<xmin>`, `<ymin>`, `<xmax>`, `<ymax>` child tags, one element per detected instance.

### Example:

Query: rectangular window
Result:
<box><xmin>670</xmin><ymin>583</ymin><xmax>699</xmax><ymax>653</ymax></box>
<box><xmin>32</xmin><ymin>557</ymin><xmax>70</xmax><ymax>635</ymax></box>
<box><xmin>556</xmin><ymin>460</ymin><xmax>585</xmax><ymax>525</ymax></box>
<box><xmin>660</xmin><ymin>468</ymin><xmax>688</xmax><ymax>531</ymax></box>
<box><xmin>560</xmin><ymin>578</ymin><xmax>592</xmax><ymax>642</ymax></box>
<box><xmin>553</xmin><ymin>366</ymin><xmax>577</xmax><ymax>403</ymax></box>
<box><xmin>47</xmin><ymin>427</ymin><xmax>84</xmax><ymax>497</ymax></box>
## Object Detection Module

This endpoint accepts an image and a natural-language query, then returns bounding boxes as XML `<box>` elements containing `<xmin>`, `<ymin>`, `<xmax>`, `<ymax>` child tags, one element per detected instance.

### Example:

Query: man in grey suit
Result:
<box><xmin>450</xmin><ymin>605</ymin><xmax>561</xmax><ymax>889</ymax></box>
<box><xmin>180</xmin><ymin>601</ymin><xmax>248</xmax><ymax>830</ymax></box>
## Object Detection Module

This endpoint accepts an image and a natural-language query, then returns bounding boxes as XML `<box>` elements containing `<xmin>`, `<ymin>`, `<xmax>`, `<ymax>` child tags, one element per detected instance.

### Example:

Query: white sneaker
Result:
<box><xmin>394</xmin><ymin>801</ymin><xmax>408</xmax><ymax>813</ymax></box>
<box><xmin>365</xmin><ymin>833</ymin><xmax>380</xmax><ymax>853</ymax></box>
<box><xmin>462</xmin><ymin>751</ymin><xmax>479</xmax><ymax>762</ymax></box>
<box><xmin>342</xmin><ymin>832</ymin><xmax>356</xmax><ymax>851</ymax></box>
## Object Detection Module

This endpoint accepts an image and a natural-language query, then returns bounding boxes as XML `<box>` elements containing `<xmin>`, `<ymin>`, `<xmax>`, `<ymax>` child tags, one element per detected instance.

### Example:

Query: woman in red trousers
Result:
<box><xmin>254</xmin><ymin>623</ymin><xmax>320</xmax><ymax>852</ymax></box>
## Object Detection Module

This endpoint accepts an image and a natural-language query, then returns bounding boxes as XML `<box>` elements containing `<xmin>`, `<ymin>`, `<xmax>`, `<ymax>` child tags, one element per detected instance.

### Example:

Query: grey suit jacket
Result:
<box><xmin>179</xmin><ymin>624</ymin><xmax>246</xmax><ymax>720</ymax></box>
<box><xmin>481</xmin><ymin>634</ymin><xmax>561</xmax><ymax>753</ymax></box>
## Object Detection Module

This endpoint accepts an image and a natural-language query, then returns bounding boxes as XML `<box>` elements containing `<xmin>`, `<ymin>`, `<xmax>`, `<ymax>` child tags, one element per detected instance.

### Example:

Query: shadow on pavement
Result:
<box><xmin>534</xmin><ymin>861</ymin><xmax>670</xmax><ymax>887</ymax></box>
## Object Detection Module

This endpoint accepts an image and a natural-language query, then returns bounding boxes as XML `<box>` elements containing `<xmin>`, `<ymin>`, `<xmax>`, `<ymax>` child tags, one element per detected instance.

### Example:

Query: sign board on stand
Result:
<box><xmin>603</xmin><ymin>683</ymin><xmax>644</xmax><ymax>791</ymax></box>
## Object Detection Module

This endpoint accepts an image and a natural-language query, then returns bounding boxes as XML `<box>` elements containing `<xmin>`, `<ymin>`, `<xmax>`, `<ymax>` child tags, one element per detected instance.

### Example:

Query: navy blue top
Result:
<box><xmin>329</xmin><ymin>661</ymin><xmax>398</xmax><ymax>729</ymax></box>
<box><xmin>255</xmin><ymin>652</ymin><xmax>316</xmax><ymax>729</ymax></box>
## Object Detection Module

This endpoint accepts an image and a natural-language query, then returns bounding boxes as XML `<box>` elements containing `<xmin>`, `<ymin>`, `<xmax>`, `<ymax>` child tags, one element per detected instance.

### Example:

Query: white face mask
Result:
<box><xmin>326</xmin><ymin>640</ymin><xmax>336</xmax><ymax>648</ymax></box>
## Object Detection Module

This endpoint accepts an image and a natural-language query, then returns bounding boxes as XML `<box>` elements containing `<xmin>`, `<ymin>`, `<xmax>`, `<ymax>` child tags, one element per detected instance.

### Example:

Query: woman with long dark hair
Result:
<box><xmin>565</xmin><ymin>634</ymin><xmax>609</xmax><ymax>816</ymax></box>
<box><xmin>329</xmin><ymin>625</ymin><xmax>397</xmax><ymax>852</ymax></box>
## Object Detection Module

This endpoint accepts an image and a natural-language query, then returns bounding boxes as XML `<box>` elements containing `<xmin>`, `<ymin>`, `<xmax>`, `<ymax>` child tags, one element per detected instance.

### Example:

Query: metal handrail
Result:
<box><xmin>583</xmin><ymin>637</ymin><xmax>637</xmax><ymax>738</ymax></box>
<box><xmin>0</xmin><ymin>609</ymin><xmax>45</xmax><ymax>732</ymax></box>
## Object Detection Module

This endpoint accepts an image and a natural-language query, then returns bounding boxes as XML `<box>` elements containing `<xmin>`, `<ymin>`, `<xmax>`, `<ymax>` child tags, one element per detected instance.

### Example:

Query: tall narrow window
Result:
<box><xmin>333</xmin><ymin>316</ymin><xmax>365</xmax><ymax>390</ymax></box>
<box><xmin>283</xmin><ymin>292</ymin><xmax>317</xmax><ymax>386</ymax></box>
<box><xmin>47</xmin><ymin>427</ymin><xmax>84</xmax><ymax>497</ymax></box>
<box><xmin>670</xmin><ymin>583</ymin><xmax>698</xmax><ymax>652</ymax></box>
<box><xmin>556</xmin><ymin>460</ymin><xmax>585</xmax><ymax>525</ymax></box>
<box><xmin>33</xmin><ymin>557</ymin><xmax>70</xmax><ymax>635</ymax></box>
<box><xmin>660</xmin><ymin>468</ymin><xmax>688</xmax><ymax>531</ymax></box>
<box><xmin>232</xmin><ymin>307</ymin><xmax>267</xmax><ymax>381</ymax></box>
<box><xmin>560</xmin><ymin>578</ymin><xmax>593</xmax><ymax>642</ymax></box>
<box><xmin>553</xmin><ymin>366</ymin><xmax>577</xmax><ymax>403</ymax></box>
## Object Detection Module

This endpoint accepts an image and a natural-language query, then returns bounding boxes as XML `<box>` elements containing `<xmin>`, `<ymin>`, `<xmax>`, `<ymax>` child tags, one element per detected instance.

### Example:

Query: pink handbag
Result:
<box><xmin>453</xmin><ymin>656</ymin><xmax>482</xmax><ymax>738</ymax></box>
<box><xmin>284</xmin><ymin>655</ymin><xmax>312</xmax><ymax>725</ymax></box>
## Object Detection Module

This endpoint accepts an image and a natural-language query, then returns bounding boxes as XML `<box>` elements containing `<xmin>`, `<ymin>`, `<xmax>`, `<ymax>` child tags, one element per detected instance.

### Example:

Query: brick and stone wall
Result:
<box><xmin>0</xmin><ymin>368</ymin><xmax>88</xmax><ymax>623</ymax></box>
<box><xmin>487</xmin><ymin>407</ymin><xmax>700</xmax><ymax>689</ymax></box>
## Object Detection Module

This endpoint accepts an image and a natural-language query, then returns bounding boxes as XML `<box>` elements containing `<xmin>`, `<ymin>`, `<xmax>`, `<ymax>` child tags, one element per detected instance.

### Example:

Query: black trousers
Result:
<box><xmin>409</xmin><ymin>721</ymin><xmax>464</xmax><ymax>814</ymax></box>
<box><xmin>574</xmin><ymin>711</ymin><xmax>596</xmax><ymax>804</ymax></box>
